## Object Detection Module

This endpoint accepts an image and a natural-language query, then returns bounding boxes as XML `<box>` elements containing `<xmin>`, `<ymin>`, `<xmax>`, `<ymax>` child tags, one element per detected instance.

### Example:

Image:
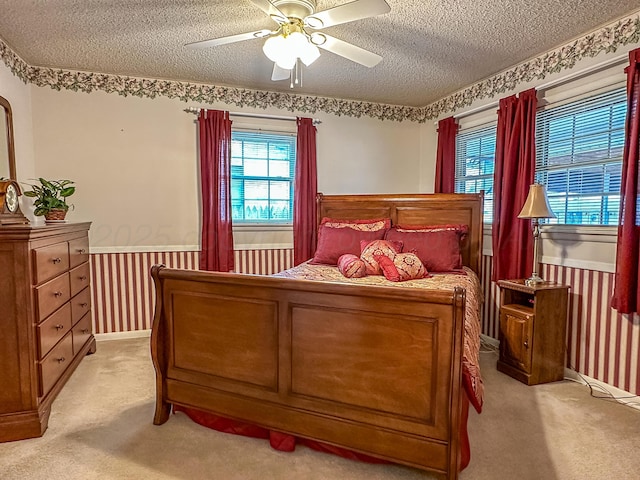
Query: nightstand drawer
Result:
<box><xmin>36</xmin><ymin>273</ymin><xmax>71</xmax><ymax>322</ymax></box>
<box><xmin>37</xmin><ymin>303</ymin><xmax>72</xmax><ymax>359</ymax></box>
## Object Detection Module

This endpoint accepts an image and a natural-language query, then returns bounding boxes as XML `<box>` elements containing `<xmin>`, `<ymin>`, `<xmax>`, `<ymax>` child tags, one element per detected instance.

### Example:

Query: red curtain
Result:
<box><xmin>492</xmin><ymin>89</ymin><xmax>537</xmax><ymax>281</ymax></box>
<box><xmin>293</xmin><ymin>117</ymin><xmax>318</xmax><ymax>265</ymax></box>
<box><xmin>434</xmin><ymin>116</ymin><xmax>458</xmax><ymax>193</ymax></box>
<box><xmin>198</xmin><ymin>109</ymin><xmax>234</xmax><ymax>272</ymax></box>
<box><xmin>612</xmin><ymin>48</ymin><xmax>640</xmax><ymax>314</ymax></box>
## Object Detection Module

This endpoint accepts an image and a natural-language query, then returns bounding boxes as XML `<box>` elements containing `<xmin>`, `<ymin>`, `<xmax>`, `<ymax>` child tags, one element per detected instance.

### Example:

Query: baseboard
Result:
<box><xmin>563</xmin><ymin>368</ymin><xmax>640</xmax><ymax>411</ymax></box>
<box><xmin>95</xmin><ymin>330</ymin><xmax>151</xmax><ymax>342</ymax></box>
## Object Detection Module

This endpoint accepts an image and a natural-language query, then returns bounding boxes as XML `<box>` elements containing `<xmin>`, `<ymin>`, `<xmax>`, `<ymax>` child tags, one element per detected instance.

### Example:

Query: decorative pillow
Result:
<box><xmin>385</xmin><ymin>224</ymin><xmax>468</xmax><ymax>272</ymax></box>
<box><xmin>310</xmin><ymin>218</ymin><xmax>391</xmax><ymax>265</ymax></box>
<box><xmin>337</xmin><ymin>254</ymin><xmax>368</xmax><ymax>278</ymax></box>
<box><xmin>374</xmin><ymin>252</ymin><xmax>428</xmax><ymax>282</ymax></box>
<box><xmin>360</xmin><ymin>239</ymin><xmax>403</xmax><ymax>275</ymax></box>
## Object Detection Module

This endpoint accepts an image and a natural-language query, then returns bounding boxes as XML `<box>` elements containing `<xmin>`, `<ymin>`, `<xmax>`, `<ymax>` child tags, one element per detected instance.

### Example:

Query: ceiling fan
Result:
<box><xmin>186</xmin><ymin>0</ymin><xmax>391</xmax><ymax>85</ymax></box>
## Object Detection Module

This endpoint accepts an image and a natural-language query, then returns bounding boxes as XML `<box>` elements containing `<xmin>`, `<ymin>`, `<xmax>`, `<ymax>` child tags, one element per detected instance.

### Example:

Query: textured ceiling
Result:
<box><xmin>0</xmin><ymin>0</ymin><xmax>639</xmax><ymax>107</ymax></box>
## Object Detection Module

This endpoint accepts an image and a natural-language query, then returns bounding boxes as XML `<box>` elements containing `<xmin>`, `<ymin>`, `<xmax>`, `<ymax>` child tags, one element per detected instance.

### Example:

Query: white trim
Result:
<box><xmin>234</xmin><ymin>243</ymin><xmax>293</xmax><ymax>250</ymax></box>
<box><xmin>90</xmin><ymin>245</ymin><xmax>199</xmax><ymax>254</ymax></box>
<box><xmin>564</xmin><ymin>368</ymin><xmax>640</xmax><ymax>411</ymax></box>
<box><xmin>233</xmin><ymin>224</ymin><xmax>293</xmax><ymax>232</ymax></box>
<box><xmin>540</xmin><ymin>255</ymin><xmax>615</xmax><ymax>273</ymax></box>
<box><xmin>95</xmin><ymin>329</ymin><xmax>151</xmax><ymax>341</ymax></box>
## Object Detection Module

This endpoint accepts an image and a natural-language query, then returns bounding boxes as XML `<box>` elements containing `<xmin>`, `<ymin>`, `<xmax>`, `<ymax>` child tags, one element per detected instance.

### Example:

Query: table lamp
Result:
<box><xmin>518</xmin><ymin>183</ymin><xmax>556</xmax><ymax>286</ymax></box>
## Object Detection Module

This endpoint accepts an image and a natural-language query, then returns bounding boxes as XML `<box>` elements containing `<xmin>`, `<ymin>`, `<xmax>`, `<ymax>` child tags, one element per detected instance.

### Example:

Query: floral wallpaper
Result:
<box><xmin>1</xmin><ymin>12</ymin><xmax>639</xmax><ymax>123</ymax></box>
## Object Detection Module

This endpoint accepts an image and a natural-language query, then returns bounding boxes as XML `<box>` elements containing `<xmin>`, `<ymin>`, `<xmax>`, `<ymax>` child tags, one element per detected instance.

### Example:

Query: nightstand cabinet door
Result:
<box><xmin>497</xmin><ymin>279</ymin><xmax>569</xmax><ymax>386</ymax></box>
<box><xmin>499</xmin><ymin>305</ymin><xmax>534</xmax><ymax>373</ymax></box>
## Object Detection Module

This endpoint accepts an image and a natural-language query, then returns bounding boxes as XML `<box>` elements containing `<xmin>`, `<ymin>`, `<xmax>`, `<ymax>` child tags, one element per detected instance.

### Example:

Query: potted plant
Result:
<box><xmin>23</xmin><ymin>178</ymin><xmax>75</xmax><ymax>222</ymax></box>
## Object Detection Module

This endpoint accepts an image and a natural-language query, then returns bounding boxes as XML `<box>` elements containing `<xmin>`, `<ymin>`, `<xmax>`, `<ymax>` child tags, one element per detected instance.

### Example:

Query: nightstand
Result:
<box><xmin>497</xmin><ymin>279</ymin><xmax>570</xmax><ymax>385</ymax></box>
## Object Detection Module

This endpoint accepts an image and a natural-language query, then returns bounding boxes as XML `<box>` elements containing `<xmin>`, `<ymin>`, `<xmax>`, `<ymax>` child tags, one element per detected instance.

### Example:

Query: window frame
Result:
<box><xmin>230</xmin><ymin>129</ymin><xmax>297</xmax><ymax>225</ymax></box>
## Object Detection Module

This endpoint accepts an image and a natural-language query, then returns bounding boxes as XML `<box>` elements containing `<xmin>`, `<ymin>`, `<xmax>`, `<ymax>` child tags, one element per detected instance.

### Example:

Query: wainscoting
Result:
<box><xmin>89</xmin><ymin>248</ymin><xmax>639</xmax><ymax>396</ymax></box>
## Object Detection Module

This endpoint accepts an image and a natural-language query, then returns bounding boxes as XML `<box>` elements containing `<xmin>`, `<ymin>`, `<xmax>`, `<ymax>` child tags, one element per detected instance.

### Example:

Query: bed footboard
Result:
<box><xmin>150</xmin><ymin>265</ymin><xmax>466</xmax><ymax>479</ymax></box>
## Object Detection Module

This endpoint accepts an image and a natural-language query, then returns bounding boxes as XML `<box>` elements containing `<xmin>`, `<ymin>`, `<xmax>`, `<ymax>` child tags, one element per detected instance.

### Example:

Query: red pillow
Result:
<box><xmin>360</xmin><ymin>239</ymin><xmax>403</xmax><ymax>275</ymax></box>
<box><xmin>337</xmin><ymin>254</ymin><xmax>367</xmax><ymax>278</ymax></box>
<box><xmin>374</xmin><ymin>252</ymin><xmax>428</xmax><ymax>282</ymax></box>
<box><xmin>310</xmin><ymin>218</ymin><xmax>390</xmax><ymax>265</ymax></box>
<box><xmin>385</xmin><ymin>224</ymin><xmax>467</xmax><ymax>272</ymax></box>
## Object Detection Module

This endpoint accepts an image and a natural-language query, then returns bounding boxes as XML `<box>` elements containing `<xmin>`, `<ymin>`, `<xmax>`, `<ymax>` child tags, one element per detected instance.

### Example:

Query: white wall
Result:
<box><xmin>0</xmin><ymin>60</ymin><xmax>35</xmax><ymax>216</ymax></box>
<box><xmin>29</xmin><ymin>86</ymin><xmax>422</xmax><ymax>251</ymax></box>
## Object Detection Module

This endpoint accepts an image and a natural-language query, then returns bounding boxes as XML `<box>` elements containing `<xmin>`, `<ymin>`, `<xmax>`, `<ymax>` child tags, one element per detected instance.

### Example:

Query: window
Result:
<box><xmin>231</xmin><ymin>131</ymin><xmax>296</xmax><ymax>223</ymax></box>
<box><xmin>455</xmin><ymin>124</ymin><xmax>497</xmax><ymax>222</ymax></box>
<box><xmin>535</xmin><ymin>87</ymin><xmax>626</xmax><ymax>225</ymax></box>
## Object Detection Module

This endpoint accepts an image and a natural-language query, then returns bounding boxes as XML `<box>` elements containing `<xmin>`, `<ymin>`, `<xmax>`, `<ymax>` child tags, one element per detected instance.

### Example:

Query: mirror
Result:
<box><xmin>0</xmin><ymin>95</ymin><xmax>16</xmax><ymax>180</ymax></box>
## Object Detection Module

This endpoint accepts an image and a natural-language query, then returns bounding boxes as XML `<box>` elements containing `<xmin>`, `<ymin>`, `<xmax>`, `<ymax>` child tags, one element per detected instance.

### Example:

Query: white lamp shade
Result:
<box><xmin>263</xmin><ymin>35</ymin><xmax>285</xmax><ymax>62</ymax></box>
<box><xmin>518</xmin><ymin>183</ymin><xmax>557</xmax><ymax>219</ymax></box>
<box><xmin>300</xmin><ymin>43</ymin><xmax>320</xmax><ymax>66</ymax></box>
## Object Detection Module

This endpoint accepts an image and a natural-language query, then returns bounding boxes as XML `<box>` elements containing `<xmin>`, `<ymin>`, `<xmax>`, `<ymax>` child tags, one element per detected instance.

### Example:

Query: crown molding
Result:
<box><xmin>1</xmin><ymin>10</ymin><xmax>639</xmax><ymax>123</ymax></box>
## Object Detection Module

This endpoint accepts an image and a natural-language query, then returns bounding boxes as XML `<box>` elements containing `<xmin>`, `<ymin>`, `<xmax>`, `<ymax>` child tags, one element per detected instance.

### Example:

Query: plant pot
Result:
<box><xmin>44</xmin><ymin>209</ymin><xmax>68</xmax><ymax>222</ymax></box>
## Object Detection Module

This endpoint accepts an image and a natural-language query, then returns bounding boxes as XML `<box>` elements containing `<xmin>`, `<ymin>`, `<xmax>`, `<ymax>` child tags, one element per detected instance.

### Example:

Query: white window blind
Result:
<box><xmin>231</xmin><ymin>131</ymin><xmax>296</xmax><ymax>223</ymax></box>
<box><xmin>455</xmin><ymin>123</ymin><xmax>497</xmax><ymax>222</ymax></box>
<box><xmin>535</xmin><ymin>87</ymin><xmax>626</xmax><ymax>225</ymax></box>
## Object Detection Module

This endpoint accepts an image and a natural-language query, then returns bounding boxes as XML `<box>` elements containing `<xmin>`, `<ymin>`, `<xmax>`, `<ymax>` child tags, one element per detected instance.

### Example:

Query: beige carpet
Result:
<box><xmin>1</xmin><ymin>337</ymin><xmax>639</xmax><ymax>480</ymax></box>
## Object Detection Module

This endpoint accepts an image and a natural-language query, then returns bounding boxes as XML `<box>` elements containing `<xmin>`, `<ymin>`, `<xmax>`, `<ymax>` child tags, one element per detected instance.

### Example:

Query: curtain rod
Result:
<box><xmin>185</xmin><ymin>107</ymin><xmax>321</xmax><ymax>125</ymax></box>
<box><xmin>435</xmin><ymin>52</ymin><xmax>629</xmax><ymax>125</ymax></box>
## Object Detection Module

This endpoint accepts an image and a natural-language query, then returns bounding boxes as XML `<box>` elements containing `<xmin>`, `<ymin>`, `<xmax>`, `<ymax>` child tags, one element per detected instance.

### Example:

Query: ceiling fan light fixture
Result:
<box><xmin>262</xmin><ymin>34</ymin><xmax>287</xmax><ymax>62</ymax></box>
<box><xmin>300</xmin><ymin>42</ymin><xmax>320</xmax><ymax>66</ymax></box>
<box><xmin>304</xmin><ymin>16</ymin><xmax>324</xmax><ymax>29</ymax></box>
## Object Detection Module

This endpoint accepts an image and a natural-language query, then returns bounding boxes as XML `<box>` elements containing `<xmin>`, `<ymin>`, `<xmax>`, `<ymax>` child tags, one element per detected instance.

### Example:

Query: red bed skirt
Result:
<box><xmin>173</xmin><ymin>390</ymin><xmax>471</xmax><ymax>471</ymax></box>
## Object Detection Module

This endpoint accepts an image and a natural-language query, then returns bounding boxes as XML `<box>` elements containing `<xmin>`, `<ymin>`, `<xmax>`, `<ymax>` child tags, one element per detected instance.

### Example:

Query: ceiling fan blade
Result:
<box><xmin>313</xmin><ymin>33</ymin><xmax>382</xmax><ymax>68</ymax></box>
<box><xmin>271</xmin><ymin>63</ymin><xmax>290</xmax><ymax>81</ymax></box>
<box><xmin>305</xmin><ymin>0</ymin><xmax>390</xmax><ymax>29</ymax></box>
<box><xmin>185</xmin><ymin>30</ymin><xmax>272</xmax><ymax>49</ymax></box>
<box><xmin>250</xmin><ymin>0</ymin><xmax>289</xmax><ymax>23</ymax></box>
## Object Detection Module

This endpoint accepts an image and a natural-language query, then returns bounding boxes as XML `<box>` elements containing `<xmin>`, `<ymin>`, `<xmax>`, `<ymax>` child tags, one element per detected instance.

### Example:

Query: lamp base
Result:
<box><xmin>524</xmin><ymin>273</ymin><xmax>545</xmax><ymax>286</ymax></box>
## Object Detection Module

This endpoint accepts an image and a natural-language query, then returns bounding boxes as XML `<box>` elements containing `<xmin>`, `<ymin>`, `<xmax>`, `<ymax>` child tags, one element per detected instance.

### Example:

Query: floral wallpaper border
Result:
<box><xmin>1</xmin><ymin>11</ymin><xmax>639</xmax><ymax>123</ymax></box>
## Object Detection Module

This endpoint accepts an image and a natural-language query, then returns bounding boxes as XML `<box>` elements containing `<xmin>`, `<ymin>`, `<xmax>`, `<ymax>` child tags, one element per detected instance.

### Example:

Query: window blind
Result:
<box><xmin>535</xmin><ymin>86</ymin><xmax>626</xmax><ymax>225</ymax></box>
<box><xmin>455</xmin><ymin>123</ymin><xmax>497</xmax><ymax>222</ymax></box>
<box><xmin>231</xmin><ymin>130</ymin><xmax>296</xmax><ymax>223</ymax></box>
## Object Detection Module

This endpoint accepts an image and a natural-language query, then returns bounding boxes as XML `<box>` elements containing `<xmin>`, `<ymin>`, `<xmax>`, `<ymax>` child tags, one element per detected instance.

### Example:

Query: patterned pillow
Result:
<box><xmin>360</xmin><ymin>239</ymin><xmax>403</xmax><ymax>275</ymax></box>
<box><xmin>310</xmin><ymin>218</ymin><xmax>391</xmax><ymax>265</ymax></box>
<box><xmin>337</xmin><ymin>254</ymin><xmax>368</xmax><ymax>278</ymax></box>
<box><xmin>385</xmin><ymin>224</ymin><xmax>468</xmax><ymax>272</ymax></box>
<box><xmin>374</xmin><ymin>252</ymin><xmax>428</xmax><ymax>282</ymax></box>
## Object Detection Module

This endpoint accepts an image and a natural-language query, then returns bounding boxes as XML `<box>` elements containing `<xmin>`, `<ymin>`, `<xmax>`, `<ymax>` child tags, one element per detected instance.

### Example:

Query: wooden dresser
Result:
<box><xmin>0</xmin><ymin>222</ymin><xmax>96</xmax><ymax>442</ymax></box>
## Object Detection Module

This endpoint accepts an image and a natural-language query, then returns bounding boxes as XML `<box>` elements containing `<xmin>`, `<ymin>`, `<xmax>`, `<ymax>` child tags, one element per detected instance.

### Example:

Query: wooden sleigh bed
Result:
<box><xmin>150</xmin><ymin>193</ymin><xmax>483</xmax><ymax>480</ymax></box>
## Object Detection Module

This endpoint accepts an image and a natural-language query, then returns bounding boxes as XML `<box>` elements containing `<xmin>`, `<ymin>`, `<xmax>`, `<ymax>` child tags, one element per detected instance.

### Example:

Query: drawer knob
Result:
<box><xmin>78</xmin><ymin>248</ymin><xmax>87</xmax><ymax>254</ymax></box>
<box><xmin>54</xmin><ymin>291</ymin><xmax>63</xmax><ymax>297</ymax></box>
<box><xmin>56</xmin><ymin>357</ymin><xmax>66</xmax><ymax>364</ymax></box>
<box><xmin>52</xmin><ymin>257</ymin><xmax>62</xmax><ymax>264</ymax></box>
<box><xmin>80</xmin><ymin>302</ymin><xmax>88</xmax><ymax>308</ymax></box>
<box><xmin>79</xmin><ymin>275</ymin><xmax>87</xmax><ymax>281</ymax></box>
<box><xmin>524</xmin><ymin>340</ymin><xmax>529</xmax><ymax>348</ymax></box>
<box><xmin>54</xmin><ymin>324</ymin><xmax>65</xmax><ymax>330</ymax></box>
<box><xmin>81</xmin><ymin>328</ymin><xmax>90</xmax><ymax>334</ymax></box>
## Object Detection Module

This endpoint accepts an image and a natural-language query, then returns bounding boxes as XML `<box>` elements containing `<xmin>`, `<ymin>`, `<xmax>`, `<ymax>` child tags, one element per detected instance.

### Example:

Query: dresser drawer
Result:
<box><xmin>71</xmin><ymin>287</ymin><xmax>92</xmax><ymax>325</ymax></box>
<box><xmin>70</xmin><ymin>262</ymin><xmax>90</xmax><ymax>297</ymax></box>
<box><xmin>69</xmin><ymin>237</ymin><xmax>89</xmax><ymax>268</ymax></box>
<box><xmin>33</xmin><ymin>241</ymin><xmax>70</xmax><ymax>285</ymax></box>
<box><xmin>72</xmin><ymin>313</ymin><xmax>93</xmax><ymax>355</ymax></box>
<box><xmin>36</xmin><ymin>273</ymin><xmax>71</xmax><ymax>322</ymax></box>
<box><xmin>39</xmin><ymin>333</ymin><xmax>74</xmax><ymax>397</ymax></box>
<box><xmin>37</xmin><ymin>303</ymin><xmax>72</xmax><ymax>359</ymax></box>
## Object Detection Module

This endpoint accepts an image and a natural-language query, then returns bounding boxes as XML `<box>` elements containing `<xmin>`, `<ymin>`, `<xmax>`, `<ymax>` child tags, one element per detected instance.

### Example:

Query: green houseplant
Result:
<box><xmin>23</xmin><ymin>178</ymin><xmax>75</xmax><ymax>221</ymax></box>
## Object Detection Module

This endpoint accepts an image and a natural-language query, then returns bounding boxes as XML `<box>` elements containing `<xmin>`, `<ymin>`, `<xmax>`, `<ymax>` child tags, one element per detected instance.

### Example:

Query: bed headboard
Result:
<box><xmin>316</xmin><ymin>192</ymin><xmax>484</xmax><ymax>275</ymax></box>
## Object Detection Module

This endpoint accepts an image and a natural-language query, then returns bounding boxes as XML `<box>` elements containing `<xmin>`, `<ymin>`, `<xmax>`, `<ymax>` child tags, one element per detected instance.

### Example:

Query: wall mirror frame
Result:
<box><xmin>0</xmin><ymin>95</ymin><xmax>16</xmax><ymax>181</ymax></box>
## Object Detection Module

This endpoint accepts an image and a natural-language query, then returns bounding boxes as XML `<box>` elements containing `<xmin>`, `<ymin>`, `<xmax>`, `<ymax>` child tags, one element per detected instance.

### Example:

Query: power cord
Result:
<box><xmin>564</xmin><ymin>367</ymin><xmax>640</xmax><ymax>410</ymax></box>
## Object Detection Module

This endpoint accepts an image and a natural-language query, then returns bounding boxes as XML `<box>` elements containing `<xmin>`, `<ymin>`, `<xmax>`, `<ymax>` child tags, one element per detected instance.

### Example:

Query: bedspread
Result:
<box><xmin>275</xmin><ymin>263</ymin><xmax>484</xmax><ymax>413</ymax></box>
